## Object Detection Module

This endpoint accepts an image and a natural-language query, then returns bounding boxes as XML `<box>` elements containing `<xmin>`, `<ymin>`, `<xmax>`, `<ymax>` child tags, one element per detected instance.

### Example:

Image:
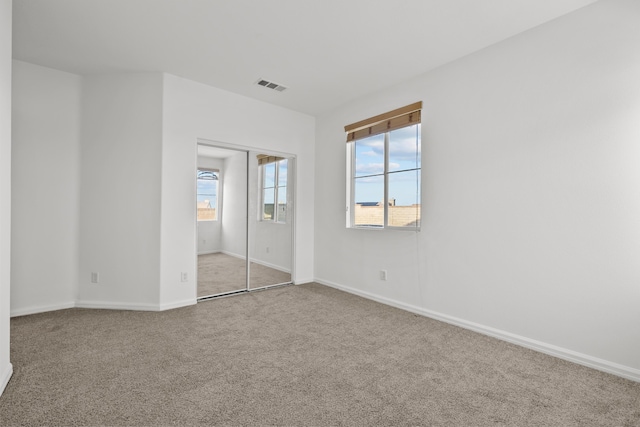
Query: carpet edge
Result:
<box><xmin>10</xmin><ymin>301</ymin><xmax>75</xmax><ymax>317</ymax></box>
<box><xmin>76</xmin><ymin>300</ymin><xmax>160</xmax><ymax>311</ymax></box>
<box><xmin>315</xmin><ymin>277</ymin><xmax>640</xmax><ymax>383</ymax></box>
<box><xmin>0</xmin><ymin>362</ymin><xmax>12</xmax><ymax>397</ymax></box>
<box><xmin>159</xmin><ymin>299</ymin><xmax>196</xmax><ymax>311</ymax></box>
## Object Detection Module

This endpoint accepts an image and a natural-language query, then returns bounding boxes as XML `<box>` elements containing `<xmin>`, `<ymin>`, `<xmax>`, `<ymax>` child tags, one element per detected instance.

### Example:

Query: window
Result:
<box><xmin>345</xmin><ymin>102</ymin><xmax>422</xmax><ymax>229</ymax></box>
<box><xmin>197</xmin><ymin>169</ymin><xmax>219</xmax><ymax>221</ymax></box>
<box><xmin>259</xmin><ymin>156</ymin><xmax>288</xmax><ymax>223</ymax></box>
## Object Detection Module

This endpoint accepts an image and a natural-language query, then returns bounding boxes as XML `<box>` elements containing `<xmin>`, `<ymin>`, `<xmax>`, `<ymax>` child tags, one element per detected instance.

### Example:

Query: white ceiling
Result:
<box><xmin>12</xmin><ymin>0</ymin><xmax>598</xmax><ymax>116</ymax></box>
<box><xmin>197</xmin><ymin>144</ymin><xmax>238</xmax><ymax>159</ymax></box>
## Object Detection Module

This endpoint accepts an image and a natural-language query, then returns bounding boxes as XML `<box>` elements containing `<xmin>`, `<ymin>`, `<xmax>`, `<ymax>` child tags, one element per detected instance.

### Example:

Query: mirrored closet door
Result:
<box><xmin>196</xmin><ymin>143</ymin><xmax>294</xmax><ymax>299</ymax></box>
<box><xmin>196</xmin><ymin>144</ymin><xmax>248</xmax><ymax>298</ymax></box>
<box><xmin>248</xmin><ymin>151</ymin><xmax>293</xmax><ymax>290</ymax></box>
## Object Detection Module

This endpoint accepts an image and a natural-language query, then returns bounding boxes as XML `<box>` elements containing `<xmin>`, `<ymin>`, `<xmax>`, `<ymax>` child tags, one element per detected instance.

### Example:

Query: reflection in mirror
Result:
<box><xmin>196</xmin><ymin>144</ymin><xmax>247</xmax><ymax>298</ymax></box>
<box><xmin>249</xmin><ymin>152</ymin><xmax>293</xmax><ymax>289</ymax></box>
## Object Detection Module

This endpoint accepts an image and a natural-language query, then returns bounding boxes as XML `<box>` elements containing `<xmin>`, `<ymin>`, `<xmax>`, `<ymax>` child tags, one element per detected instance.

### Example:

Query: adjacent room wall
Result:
<box><xmin>0</xmin><ymin>0</ymin><xmax>12</xmax><ymax>398</ymax></box>
<box><xmin>10</xmin><ymin>60</ymin><xmax>81</xmax><ymax>316</ymax></box>
<box><xmin>220</xmin><ymin>151</ymin><xmax>247</xmax><ymax>260</ymax></box>
<box><xmin>159</xmin><ymin>74</ymin><xmax>315</xmax><ymax>308</ymax></box>
<box><xmin>252</xmin><ymin>219</ymin><xmax>292</xmax><ymax>272</ymax></box>
<box><xmin>78</xmin><ymin>73</ymin><xmax>163</xmax><ymax>310</ymax></box>
<box><xmin>197</xmin><ymin>155</ymin><xmax>223</xmax><ymax>254</ymax></box>
<box><xmin>251</xmin><ymin>153</ymin><xmax>293</xmax><ymax>273</ymax></box>
<box><xmin>314</xmin><ymin>0</ymin><xmax>640</xmax><ymax>380</ymax></box>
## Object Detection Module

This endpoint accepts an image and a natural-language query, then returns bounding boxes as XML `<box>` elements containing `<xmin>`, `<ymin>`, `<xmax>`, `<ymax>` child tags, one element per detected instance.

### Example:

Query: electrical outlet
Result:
<box><xmin>380</xmin><ymin>270</ymin><xmax>387</xmax><ymax>281</ymax></box>
<box><xmin>91</xmin><ymin>272</ymin><xmax>99</xmax><ymax>284</ymax></box>
<box><xmin>266</xmin><ymin>247</ymin><xmax>270</xmax><ymax>254</ymax></box>
<box><xmin>181</xmin><ymin>272</ymin><xmax>188</xmax><ymax>282</ymax></box>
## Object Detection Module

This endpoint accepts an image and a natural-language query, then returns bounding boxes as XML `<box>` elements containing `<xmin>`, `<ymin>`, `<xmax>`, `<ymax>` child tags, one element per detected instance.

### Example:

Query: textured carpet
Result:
<box><xmin>1</xmin><ymin>283</ymin><xmax>638</xmax><ymax>426</ymax></box>
<box><xmin>198</xmin><ymin>253</ymin><xmax>291</xmax><ymax>297</ymax></box>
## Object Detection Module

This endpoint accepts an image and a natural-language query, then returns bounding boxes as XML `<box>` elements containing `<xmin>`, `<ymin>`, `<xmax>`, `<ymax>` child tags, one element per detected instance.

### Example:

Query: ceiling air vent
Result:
<box><xmin>256</xmin><ymin>79</ymin><xmax>287</xmax><ymax>92</ymax></box>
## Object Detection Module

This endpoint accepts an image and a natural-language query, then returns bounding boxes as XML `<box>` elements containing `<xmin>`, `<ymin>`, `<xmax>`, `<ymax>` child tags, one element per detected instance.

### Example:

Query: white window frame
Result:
<box><xmin>260</xmin><ymin>159</ymin><xmax>288</xmax><ymax>224</ymax></box>
<box><xmin>197</xmin><ymin>168</ymin><xmax>219</xmax><ymax>222</ymax></box>
<box><xmin>346</xmin><ymin>125</ymin><xmax>421</xmax><ymax>230</ymax></box>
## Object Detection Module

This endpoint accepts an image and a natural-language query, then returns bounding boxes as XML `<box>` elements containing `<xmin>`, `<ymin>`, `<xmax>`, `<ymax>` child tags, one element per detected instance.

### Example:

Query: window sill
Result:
<box><xmin>260</xmin><ymin>220</ymin><xmax>288</xmax><ymax>225</ymax></box>
<box><xmin>348</xmin><ymin>225</ymin><xmax>420</xmax><ymax>232</ymax></box>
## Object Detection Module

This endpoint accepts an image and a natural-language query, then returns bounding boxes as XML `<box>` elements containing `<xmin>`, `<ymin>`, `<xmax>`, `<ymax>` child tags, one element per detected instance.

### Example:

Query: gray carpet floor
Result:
<box><xmin>1</xmin><ymin>283</ymin><xmax>638</xmax><ymax>426</ymax></box>
<box><xmin>198</xmin><ymin>253</ymin><xmax>291</xmax><ymax>297</ymax></box>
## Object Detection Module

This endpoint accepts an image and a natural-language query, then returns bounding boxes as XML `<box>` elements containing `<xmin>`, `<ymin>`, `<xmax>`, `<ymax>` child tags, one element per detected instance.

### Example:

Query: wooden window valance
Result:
<box><xmin>344</xmin><ymin>101</ymin><xmax>422</xmax><ymax>143</ymax></box>
<box><xmin>257</xmin><ymin>154</ymin><xmax>285</xmax><ymax>166</ymax></box>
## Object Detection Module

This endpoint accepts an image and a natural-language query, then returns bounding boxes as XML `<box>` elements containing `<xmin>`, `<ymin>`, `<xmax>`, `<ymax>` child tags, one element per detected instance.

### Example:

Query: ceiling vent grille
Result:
<box><xmin>256</xmin><ymin>79</ymin><xmax>287</xmax><ymax>92</ymax></box>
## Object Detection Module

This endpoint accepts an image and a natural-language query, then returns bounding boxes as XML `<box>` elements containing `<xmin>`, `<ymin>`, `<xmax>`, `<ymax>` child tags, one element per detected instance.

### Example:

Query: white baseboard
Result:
<box><xmin>11</xmin><ymin>298</ymin><xmax>197</xmax><ymax>317</ymax></box>
<box><xmin>221</xmin><ymin>250</ymin><xmax>245</xmax><ymax>260</ymax></box>
<box><xmin>75</xmin><ymin>300</ymin><xmax>161</xmax><ymax>312</ymax></box>
<box><xmin>0</xmin><ymin>363</ymin><xmax>13</xmax><ymax>397</ymax></box>
<box><xmin>198</xmin><ymin>250</ymin><xmax>220</xmax><ymax>256</ymax></box>
<box><xmin>315</xmin><ymin>277</ymin><xmax>640</xmax><ymax>383</ymax></box>
<box><xmin>250</xmin><ymin>258</ymin><xmax>291</xmax><ymax>274</ymax></box>
<box><xmin>159</xmin><ymin>299</ymin><xmax>196</xmax><ymax>311</ymax></box>
<box><xmin>221</xmin><ymin>251</ymin><xmax>290</xmax><ymax>274</ymax></box>
<box><xmin>11</xmin><ymin>301</ymin><xmax>76</xmax><ymax>318</ymax></box>
<box><xmin>293</xmin><ymin>278</ymin><xmax>314</xmax><ymax>285</ymax></box>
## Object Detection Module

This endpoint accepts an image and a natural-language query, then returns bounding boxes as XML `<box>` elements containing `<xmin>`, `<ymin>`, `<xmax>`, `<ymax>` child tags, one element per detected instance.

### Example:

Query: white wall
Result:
<box><xmin>250</xmin><ymin>153</ymin><xmax>293</xmax><ymax>273</ymax></box>
<box><xmin>78</xmin><ymin>73</ymin><xmax>163</xmax><ymax>310</ymax></box>
<box><xmin>159</xmin><ymin>74</ymin><xmax>315</xmax><ymax>308</ymax></box>
<box><xmin>314</xmin><ymin>0</ymin><xmax>640</xmax><ymax>380</ymax></box>
<box><xmin>220</xmin><ymin>151</ymin><xmax>247</xmax><ymax>259</ymax></box>
<box><xmin>0</xmin><ymin>0</ymin><xmax>12</xmax><ymax>398</ymax></box>
<box><xmin>197</xmin><ymin>155</ymin><xmax>223</xmax><ymax>254</ymax></box>
<box><xmin>252</xmin><ymin>218</ymin><xmax>292</xmax><ymax>272</ymax></box>
<box><xmin>10</xmin><ymin>60</ymin><xmax>81</xmax><ymax>316</ymax></box>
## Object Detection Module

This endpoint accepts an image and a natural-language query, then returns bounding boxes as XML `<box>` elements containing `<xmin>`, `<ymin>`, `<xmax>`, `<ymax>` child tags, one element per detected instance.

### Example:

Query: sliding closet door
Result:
<box><xmin>196</xmin><ymin>145</ymin><xmax>248</xmax><ymax>298</ymax></box>
<box><xmin>248</xmin><ymin>151</ymin><xmax>293</xmax><ymax>290</ymax></box>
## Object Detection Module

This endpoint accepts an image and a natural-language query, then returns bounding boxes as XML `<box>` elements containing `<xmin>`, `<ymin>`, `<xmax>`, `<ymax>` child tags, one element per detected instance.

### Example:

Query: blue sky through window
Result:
<box><xmin>354</xmin><ymin>124</ymin><xmax>420</xmax><ymax>206</ymax></box>
<box><xmin>197</xmin><ymin>170</ymin><xmax>218</xmax><ymax>204</ymax></box>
